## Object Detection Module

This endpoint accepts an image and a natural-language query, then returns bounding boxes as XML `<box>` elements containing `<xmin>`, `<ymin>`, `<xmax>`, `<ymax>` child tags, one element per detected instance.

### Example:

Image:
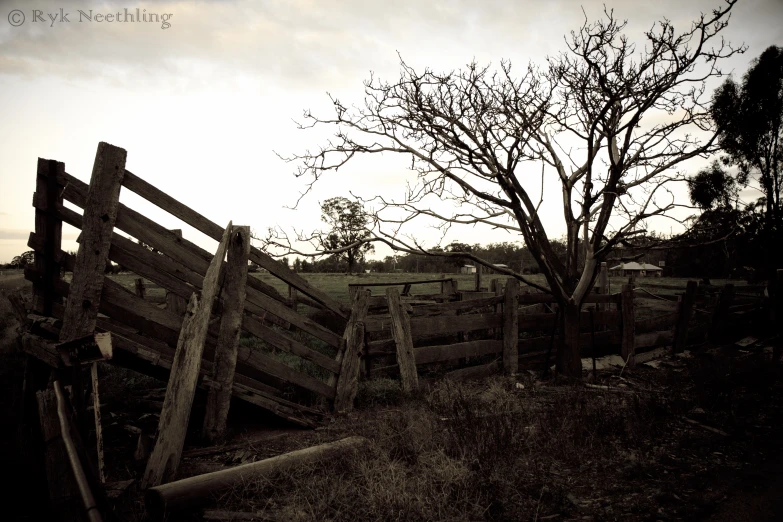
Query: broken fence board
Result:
<box><xmin>142</xmin><ymin>221</ymin><xmax>232</xmax><ymax>489</ymax></box>
<box><xmin>333</xmin><ymin>290</ymin><xmax>369</xmax><ymax>412</ymax></box>
<box><xmin>386</xmin><ymin>288</ymin><xmax>418</xmax><ymax>392</ymax></box>
<box><xmin>203</xmin><ymin>226</ymin><xmax>251</xmax><ymax>444</ymax></box>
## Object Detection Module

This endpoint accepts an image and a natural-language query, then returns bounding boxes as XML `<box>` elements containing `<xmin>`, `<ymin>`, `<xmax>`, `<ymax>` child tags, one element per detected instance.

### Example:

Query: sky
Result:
<box><xmin>0</xmin><ymin>0</ymin><xmax>781</xmax><ymax>264</ymax></box>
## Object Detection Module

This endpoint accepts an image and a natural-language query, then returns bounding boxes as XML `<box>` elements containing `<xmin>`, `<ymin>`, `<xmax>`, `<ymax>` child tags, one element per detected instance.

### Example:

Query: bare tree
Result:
<box><xmin>273</xmin><ymin>1</ymin><xmax>742</xmax><ymax>378</ymax></box>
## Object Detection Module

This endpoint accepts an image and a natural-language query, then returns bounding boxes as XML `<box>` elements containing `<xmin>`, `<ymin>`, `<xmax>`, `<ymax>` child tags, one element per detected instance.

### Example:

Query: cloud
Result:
<box><xmin>4</xmin><ymin>0</ymin><xmax>774</xmax><ymax>93</ymax></box>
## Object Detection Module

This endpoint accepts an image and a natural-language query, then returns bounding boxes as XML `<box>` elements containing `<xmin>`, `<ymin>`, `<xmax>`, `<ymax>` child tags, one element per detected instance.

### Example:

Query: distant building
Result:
<box><xmin>609</xmin><ymin>262</ymin><xmax>663</xmax><ymax>278</ymax></box>
<box><xmin>460</xmin><ymin>264</ymin><xmax>476</xmax><ymax>274</ymax></box>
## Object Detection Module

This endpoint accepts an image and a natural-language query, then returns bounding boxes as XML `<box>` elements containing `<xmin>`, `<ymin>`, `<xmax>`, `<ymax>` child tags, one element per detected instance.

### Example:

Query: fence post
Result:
<box><xmin>202</xmin><ymin>226</ymin><xmax>251</xmax><ymax>444</ymax></box>
<box><xmin>288</xmin><ymin>285</ymin><xmax>299</xmax><ymax>313</ymax></box>
<box><xmin>709</xmin><ymin>284</ymin><xmax>734</xmax><ymax>345</ymax></box>
<box><xmin>475</xmin><ymin>265</ymin><xmax>482</xmax><ymax>291</ymax></box>
<box><xmin>776</xmin><ymin>270</ymin><xmax>783</xmax><ymax>361</ymax></box>
<box><xmin>165</xmin><ymin>230</ymin><xmax>188</xmax><ymax>316</ymax></box>
<box><xmin>598</xmin><ymin>262</ymin><xmax>609</xmax><ymax>311</ymax></box>
<box><xmin>386</xmin><ymin>288</ymin><xmax>418</xmax><ymax>392</ymax></box>
<box><xmin>143</xmin><ymin>222</ymin><xmax>233</xmax><ymax>488</ymax></box>
<box><xmin>135</xmin><ymin>278</ymin><xmax>146</xmax><ymax>299</ymax></box>
<box><xmin>32</xmin><ymin>158</ymin><xmax>64</xmax><ymax>316</ymax></box>
<box><xmin>620</xmin><ymin>284</ymin><xmax>635</xmax><ymax>368</ymax></box>
<box><xmin>333</xmin><ymin>289</ymin><xmax>370</xmax><ymax>412</ymax></box>
<box><xmin>672</xmin><ymin>280</ymin><xmax>698</xmax><ymax>354</ymax></box>
<box><xmin>502</xmin><ymin>278</ymin><xmax>519</xmax><ymax>375</ymax></box>
<box><xmin>59</xmin><ymin>142</ymin><xmax>127</xmax><ymax>438</ymax></box>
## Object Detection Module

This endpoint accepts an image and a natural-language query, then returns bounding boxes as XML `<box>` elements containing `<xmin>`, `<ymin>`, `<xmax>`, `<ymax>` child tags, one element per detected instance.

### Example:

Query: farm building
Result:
<box><xmin>609</xmin><ymin>262</ymin><xmax>663</xmax><ymax>277</ymax></box>
<box><xmin>460</xmin><ymin>264</ymin><xmax>476</xmax><ymax>274</ymax></box>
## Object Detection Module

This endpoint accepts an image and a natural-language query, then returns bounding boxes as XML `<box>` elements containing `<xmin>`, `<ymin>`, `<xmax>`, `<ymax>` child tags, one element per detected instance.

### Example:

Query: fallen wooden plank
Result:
<box><xmin>444</xmin><ymin>360</ymin><xmax>501</xmax><ymax>381</ymax></box>
<box><xmin>145</xmin><ymin>436</ymin><xmax>368</xmax><ymax>517</ymax></box>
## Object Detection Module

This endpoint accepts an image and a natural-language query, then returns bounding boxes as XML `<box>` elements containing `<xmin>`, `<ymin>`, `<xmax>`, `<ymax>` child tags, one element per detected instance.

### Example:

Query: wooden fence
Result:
<box><xmin>15</xmin><ymin>142</ymin><xmax>770</xmax><ymax>520</ymax></box>
<box><xmin>335</xmin><ymin>271</ymin><xmax>767</xmax><ymax>393</ymax></box>
<box><xmin>20</xmin><ymin>143</ymin><xmax>365</xmax><ymax>502</ymax></box>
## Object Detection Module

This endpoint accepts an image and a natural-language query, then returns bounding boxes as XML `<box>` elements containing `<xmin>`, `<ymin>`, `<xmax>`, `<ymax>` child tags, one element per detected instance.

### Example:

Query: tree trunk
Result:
<box><xmin>556</xmin><ymin>301</ymin><xmax>582</xmax><ymax>379</ymax></box>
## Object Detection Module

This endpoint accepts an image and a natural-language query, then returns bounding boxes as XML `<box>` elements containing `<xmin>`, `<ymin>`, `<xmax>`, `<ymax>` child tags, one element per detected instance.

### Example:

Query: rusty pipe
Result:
<box><xmin>53</xmin><ymin>379</ymin><xmax>103</xmax><ymax>522</ymax></box>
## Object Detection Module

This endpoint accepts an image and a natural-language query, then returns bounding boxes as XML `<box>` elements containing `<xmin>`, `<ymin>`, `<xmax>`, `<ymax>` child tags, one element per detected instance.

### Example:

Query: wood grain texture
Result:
<box><xmin>386</xmin><ymin>288</ymin><xmax>418</xmax><ymax>392</ymax></box>
<box><xmin>203</xmin><ymin>226</ymin><xmax>251</xmax><ymax>443</ymax></box>
<box><xmin>142</xmin><ymin>222</ymin><xmax>232</xmax><ymax>488</ymax></box>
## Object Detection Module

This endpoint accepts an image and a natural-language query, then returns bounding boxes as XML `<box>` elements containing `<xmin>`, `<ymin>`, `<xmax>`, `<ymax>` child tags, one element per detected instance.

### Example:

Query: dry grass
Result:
<box><xmin>212</xmin><ymin>376</ymin><xmax>672</xmax><ymax>521</ymax></box>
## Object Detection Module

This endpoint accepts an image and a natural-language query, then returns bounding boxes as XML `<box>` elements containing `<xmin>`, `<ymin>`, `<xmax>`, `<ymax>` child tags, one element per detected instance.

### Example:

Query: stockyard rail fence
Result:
<box><xmin>15</xmin><ymin>142</ymin><xmax>768</xmax><ymax>520</ymax></box>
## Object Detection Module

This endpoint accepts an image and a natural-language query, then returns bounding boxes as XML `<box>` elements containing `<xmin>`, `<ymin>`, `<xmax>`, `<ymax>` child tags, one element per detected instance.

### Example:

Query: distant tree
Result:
<box><xmin>293</xmin><ymin>257</ymin><xmax>302</xmax><ymax>272</ymax></box>
<box><xmin>10</xmin><ymin>250</ymin><xmax>34</xmax><ymax>268</ymax></box>
<box><xmin>688</xmin><ymin>160</ymin><xmax>738</xmax><ymax>210</ymax></box>
<box><xmin>319</xmin><ymin>197</ymin><xmax>374</xmax><ymax>273</ymax></box>
<box><xmin>712</xmin><ymin>45</ymin><xmax>783</xmax><ymax>282</ymax></box>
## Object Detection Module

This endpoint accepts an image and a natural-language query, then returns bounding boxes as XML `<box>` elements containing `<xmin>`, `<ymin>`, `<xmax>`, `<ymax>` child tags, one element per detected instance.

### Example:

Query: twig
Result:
<box><xmin>683</xmin><ymin>417</ymin><xmax>728</xmax><ymax>436</ymax></box>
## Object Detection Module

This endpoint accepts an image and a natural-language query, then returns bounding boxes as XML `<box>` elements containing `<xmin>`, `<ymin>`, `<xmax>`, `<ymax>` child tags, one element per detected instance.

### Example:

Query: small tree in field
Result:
<box><xmin>275</xmin><ymin>1</ymin><xmax>742</xmax><ymax>378</ymax></box>
<box><xmin>320</xmin><ymin>197</ymin><xmax>375</xmax><ymax>273</ymax></box>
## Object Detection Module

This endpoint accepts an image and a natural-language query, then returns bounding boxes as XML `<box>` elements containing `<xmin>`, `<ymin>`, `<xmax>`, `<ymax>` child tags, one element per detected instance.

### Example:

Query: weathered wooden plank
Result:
<box><xmin>121</xmin><ymin>169</ymin><xmax>348</xmax><ymax>317</ymax></box>
<box><xmin>386</xmin><ymin>288</ymin><xmax>417</xmax><ymax>392</ymax></box>
<box><xmin>59</xmin><ymin>142</ymin><xmax>127</xmax><ymax>343</ymax></box>
<box><xmin>709</xmin><ymin>284</ymin><xmax>734</xmax><ymax>344</ymax></box>
<box><xmin>145</xmin><ymin>437</ymin><xmax>368</xmax><ymax>517</ymax></box>
<box><xmin>365</xmin><ymin>312</ymin><xmax>502</xmax><ymax>335</ymax></box>
<box><xmin>333</xmin><ymin>290</ymin><xmax>370</xmax><ymax>412</ymax></box>
<box><xmin>348</xmin><ymin>278</ymin><xmax>454</xmax><ymax>288</ymax></box>
<box><xmin>410</xmin><ymin>295</ymin><xmax>504</xmax><ymax>316</ymax></box>
<box><xmin>203</xmin><ymin>226</ymin><xmax>251</xmax><ymax>443</ymax></box>
<box><xmin>241</xmin><ymin>314</ymin><xmax>340</xmax><ymax>374</ymax></box>
<box><xmin>165</xmin><ymin>230</ymin><xmax>188</xmax><ymax>316</ymax></box>
<box><xmin>365</xmin><ymin>309</ymin><xmax>619</xmax><ymax>335</ymax></box>
<box><xmin>55</xmin><ymin>172</ymin><xmax>292</xmax><ymax>314</ymax></box>
<box><xmin>37</xmin><ymin>388</ymin><xmax>79</xmax><ymax>521</ymax></box>
<box><xmin>516</xmin><ymin>330</ymin><xmax>620</xmax><ymax>354</ymax></box>
<box><xmin>414</xmin><ymin>339</ymin><xmax>503</xmax><ymax>365</ymax></box>
<box><xmin>59</xmin><ymin>142</ymin><xmax>126</xmax><ymax>439</ymax></box>
<box><xmin>143</xmin><ymin>222</ymin><xmax>232</xmax><ymax>488</ymax></box>
<box><xmin>32</xmin><ymin>158</ymin><xmax>64</xmax><ymax>316</ymax></box>
<box><xmin>243</xmin><ymin>284</ymin><xmax>341</xmax><ymax>347</ymax></box>
<box><xmin>444</xmin><ymin>360</ymin><xmax>501</xmax><ymax>381</ymax></box>
<box><xmin>672</xmin><ymin>281</ymin><xmax>698</xmax><ymax>354</ymax></box>
<box><xmin>26</xmin><ymin>311</ymin><xmax>324</xmax><ymax>427</ymax></box>
<box><xmin>621</xmin><ymin>284</ymin><xmax>635</xmax><ymax>367</ymax></box>
<box><xmin>90</xmin><ymin>363</ymin><xmax>105</xmax><ymax>483</ymax></box>
<box><xmin>502</xmin><ymin>278</ymin><xmax>519</xmax><ymax>375</ymax></box>
<box><xmin>29</xmin><ymin>265</ymin><xmax>329</xmax><ymax>401</ymax></box>
<box><xmin>635</xmin><ymin>312</ymin><xmax>678</xmax><ymax>334</ymax></box>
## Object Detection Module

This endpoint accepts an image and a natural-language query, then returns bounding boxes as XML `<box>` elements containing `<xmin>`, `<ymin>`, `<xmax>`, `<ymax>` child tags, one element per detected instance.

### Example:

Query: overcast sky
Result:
<box><xmin>0</xmin><ymin>0</ymin><xmax>781</xmax><ymax>264</ymax></box>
